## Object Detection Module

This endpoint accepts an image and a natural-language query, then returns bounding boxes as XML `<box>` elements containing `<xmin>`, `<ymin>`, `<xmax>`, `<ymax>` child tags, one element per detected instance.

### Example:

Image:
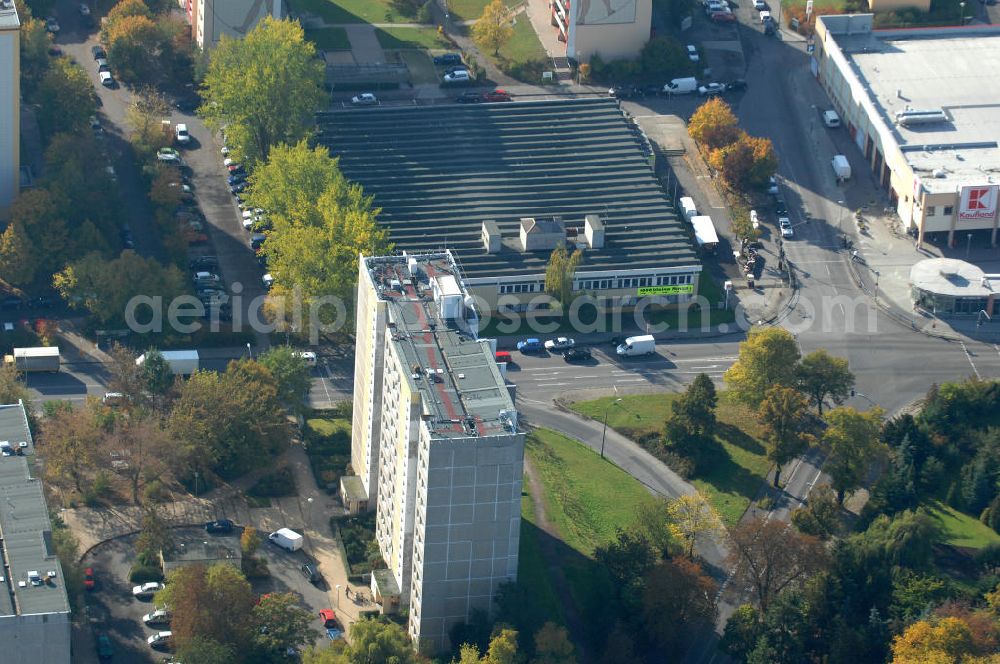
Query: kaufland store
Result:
<box><xmin>813</xmin><ymin>15</ymin><xmax>1000</xmax><ymax>247</ymax></box>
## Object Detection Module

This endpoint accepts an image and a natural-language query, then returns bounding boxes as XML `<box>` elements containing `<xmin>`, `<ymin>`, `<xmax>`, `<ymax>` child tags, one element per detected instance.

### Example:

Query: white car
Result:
<box><xmin>99</xmin><ymin>71</ymin><xmax>114</xmax><ymax>87</ymax></box>
<box><xmin>147</xmin><ymin>631</ymin><xmax>173</xmax><ymax>649</ymax></box>
<box><xmin>760</xmin><ymin>9</ymin><xmax>771</xmax><ymax>22</ymax></box>
<box><xmin>686</xmin><ymin>45</ymin><xmax>699</xmax><ymax>63</ymax></box>
<box><xmin>142</xmin><ymin>608</ymin><xmax>171</xmax><ymax>626</ymax></box>
<box><xmin>767</xmin><ymin>176</ymin><xmax>780</xmax><ymax>196</ymax></box>
<box><xmin>293</xmin><ymin>350</ymin><xmax>318</xmax><ymax>367</ymax></box>
<box><xmin>80</xmin><ymin>4</ymin><xmax>91</xmax><ymax>15</ymax></box>
<box><xmin>132</xmin><ymin>582</ymin><xmax>163</xmax><ymax>599</ymax></box>
<box><xmin>544</xmin><ymin>337</ymin><xmax>575</xmax><ymax>351</ymax></box>
<box><xmin>221</xmin><ymin>145</ymin><xmax>230</xmax><ymax>156</ymax></box>
<box><xmin>223</xmin><ymin>157</ymin><xmax>236</xmax><ymax>167</ymax></box>
<box><xmin>351</xmin><ymin>93</ymin><xmax>378</xmax><ymax>106</ymax></box>
<box><xmin>262</xmin><ymin>273</ymin><xmax>274</xmax><ymax>290</ymax></box>
<box><xmin>175</xmin><ymin>123</ymin><xmax>190</xmax><ymax>144</ymax></box>
<box><xmin>779</xmin><ymin>217</ymin><xmax>793</xmax><ymax>238</ymax></box>
<box><xmin>750</xmin><ymin>209</ymin><xmax>760</xmax><ymax>229</ymax></box>
<box><xmin>45</xmin><ymin>17</ymin><xmax>60</xmax><ymax>33</ymax></box>
<box><xmin>753</xmin><ymin>0</ymin><xmax>766</xmax><ymax>8</ymax></box>
<box><xmin>444</xmin><ymin>70</ymin><xmax>471</xmax><ymax>83</ymax></box>
<box><xmin>699</xmin><ymin>83</ymin><xmax>725</xmax><ymax>96</ymax></box>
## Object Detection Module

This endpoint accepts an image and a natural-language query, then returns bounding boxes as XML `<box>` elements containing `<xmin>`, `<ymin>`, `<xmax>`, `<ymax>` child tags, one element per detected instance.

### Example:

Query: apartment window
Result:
<box><xmin>944</xmin><ymin>206</ymin><xmax>954</xmax><ymax>215</ymax></box>
<box><xmin>926</xmin><ymin>206</ymin><xmax>936</xmax><ymax>217</ymax></box>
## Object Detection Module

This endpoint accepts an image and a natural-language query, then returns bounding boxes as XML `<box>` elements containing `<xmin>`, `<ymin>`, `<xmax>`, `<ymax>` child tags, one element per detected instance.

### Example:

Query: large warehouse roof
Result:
<box><xmin>315</xmin><ymin>98</ymin><xmax>699</xmax><ymax>280</ymax></box>
<box><xmin>828</xmin><ymin>20</ymin><xmax>1000</xmax><ymax>194</ymax></box>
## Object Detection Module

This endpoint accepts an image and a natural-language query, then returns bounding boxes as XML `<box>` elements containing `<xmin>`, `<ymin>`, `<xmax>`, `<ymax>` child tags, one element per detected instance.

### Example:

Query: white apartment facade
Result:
<box><xmin>184</xmin><ymin>0</ymin><xmax>281</xmax><ymax>50</ymax></box>
<box><xmin>349</xmin><ymin>252</ymin><xmax>524</xmax><ymax>654</ymax></box>
<box><xmin>0</xmin><ymin>0</ymin><xmax>20</xmax><ymax>220</ymax></box>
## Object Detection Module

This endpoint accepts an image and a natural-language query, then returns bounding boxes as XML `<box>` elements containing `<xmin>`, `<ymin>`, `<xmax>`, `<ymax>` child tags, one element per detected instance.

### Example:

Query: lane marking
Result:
<box><xmin>961</xmin><ymin>341</ymin><xmax>982</xmax><ymax>379</ymax></box>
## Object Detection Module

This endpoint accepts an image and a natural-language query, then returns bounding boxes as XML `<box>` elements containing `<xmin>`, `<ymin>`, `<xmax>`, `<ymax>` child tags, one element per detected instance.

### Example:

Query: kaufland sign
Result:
<box><xmin>959</xmin><ymin>185</ymin><xmax>999</xmax><ymax>221</ymax></box>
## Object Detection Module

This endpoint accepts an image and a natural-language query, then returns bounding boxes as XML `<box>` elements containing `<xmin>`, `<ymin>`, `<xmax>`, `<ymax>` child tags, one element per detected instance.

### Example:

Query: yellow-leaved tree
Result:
<box><xmin>473</xmin><ymin>0</ymin><xmax>514</xmax><ymax>57</ymax></box>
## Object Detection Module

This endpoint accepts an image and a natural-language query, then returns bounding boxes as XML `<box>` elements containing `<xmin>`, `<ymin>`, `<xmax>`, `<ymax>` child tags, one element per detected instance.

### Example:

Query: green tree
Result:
<box><xmin>791</xmin><ymin>484</ymin><xmax>842</xmax><ymax>539</ymax></box>
<box><xmin>252</xmin><ymin>592</ymin><xmax>318</xmax><ymax>660</ymax></box>
<box><xmin>459</xmin><ymin>628</ymin><xmax>521</xmax><ymax>664</ymax></box>
<box><xmin>639</xmin><ymin>36</ymin><xmax>689</xmax><ymax>79</ymax></box>
<box><xmin>136</xmin><ymin>505</ymin><xmax>175</xmax><ymax>560</ymax></box>
<box><xmin>174</xmin><ymin>637</ymin><xmax>235</xmax><ymax>664</ymax></box>
<box><xmin>822</xmin><ymin>406</ymin><xmax>886</xmax><ymax>504</ymax></box>
<box><xmin>140</xmin><ymin>348</ymin><xmax>175</xmax><ymax>395</ymax></box>
<box><xmin>721</xmin><ymin>604</ymin><xmax>762</xmax><ymax>661</ymax></box>
<box><xmin>723</xmin><ymin>327</ymin><xmax>801</xmax><ymax>407</ymax></box>
<box><xmin>158</xmin><ymin>563</ymin><xmax>255</xmax><ymax>658</ymax></box>
<box><xmin>642</xmin><ymin>558</ymin><xmax>717</xmax><ymax>652</ymax></box>
<box><xmin>42</xmin><ymin>133</ymin><xmax>119</xmax><ymax>239</ymax></box>
<box><xmin>53</xmin><ymin>251</ymin><xmax>187</xmax><ymax>325</ymax></box>
<box><xmin>244</xmin><ymin>140</ymin><xmax>349</xmax><ymax>226</ymax></box>
<box><xmin>19</xmin><ymin>17</ymin><xmax>52</xmax><ymax>91</ymax></box>
<box><xmin>0</xmin><ymin>362</ymin><xmax>30</xmax><ymax>405</ymax></box>
<box><xmin>629</xmin><ymin>496</ymin><xmax>677</xmax><ymax>559</ymax></box>
<box><xmin>473</xmin><ymin>0</ymin><xmax>514</xmax><ymax>56</ymax></box>
<box><xmin>200</xmin><ymin>17</ymin><xmax>324</xmax><ymax>163</ymax></box>
<box><xmin>106</xmin><ymin>14</ymin><xmax>164</xmax><ymax>84</ymax></box>
<box><xmin>544</xmin><ymin>243</ymin><xmax>583</xmax><ymax>308</ymax></box>
<box><xmin>531</xmin><ymin>623</ymin><xmax>576</xmax><ymax>664</ymax></box>
<box><xmin>758</xmin><ymin>386</ymin><xmax>813</xmax><ymax>487</ymax></box>
<box><xmin>688</xmin><ymin>98</ymin><xmax>741</xmax><ymax>152</ymax></box>
<box><xmin>728</xmin><ymin>515</ymin><xmax>828</xmax><ymax>614</ymax></box>
<box><xmin>797</xmin><ymin>349</ymin><xmax>854</xmax><ymax>415</ymax></box>
<box><xmin>10</xmin><ymin>189</ymin><xmax>73</xmax><ymax>276</ymax></box>
<box><xmin>0</xmin><ymin>221</ymin><xmax>38</xmax><ymax>286</ymax></box>
<box><xmin>258</xmin><ymin>346</ymin><xmax>311</xmax><ymax>411</ymax></box>
<box><xmin>594</xmin><ymin>528</ymin><xmax>656</xmax><ymax>589</ymax></box>
<box><xmin>304</xmin><ymin>618</ymin><xmax>419</xmax><ymax>664</ymax></box>
<box><xmin>36</xmin><ymin>57</ymin><xmax>96</xmax><ymax>137</ymax></box>
<box><xmin>664</xmin><ymin>373</ymin><xmax>718</xmax><ymax>467</ymax></box>
<box><xmin>127</xmin><ymin>87</ymin><xmax>172</xmax><ymax>152</ymax></box>
<box><xmin>38</xmin><ymin>403</ymin><xmax>101</xmax><ymax>493</ymax></box>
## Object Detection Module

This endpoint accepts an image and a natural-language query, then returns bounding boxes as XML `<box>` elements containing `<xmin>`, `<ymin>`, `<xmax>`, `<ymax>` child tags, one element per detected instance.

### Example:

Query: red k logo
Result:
<box><xmin>969</xmin><ymin>187</ymin><xmax>992</xmax><ymax>210</ymax></box>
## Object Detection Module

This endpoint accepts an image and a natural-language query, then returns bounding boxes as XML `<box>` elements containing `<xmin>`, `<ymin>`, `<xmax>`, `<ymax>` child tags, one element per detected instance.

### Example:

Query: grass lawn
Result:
<box><xmin>928</xmin><ymin>501</ymin><xmax>1000</xmax><ymax>549</ymax></box>
<box><xmin>570</xmin><ymin>393</ymin><xmax>770</xmax><ymax>527</ymax></box>
<box><xmin>289</xmin><ymin>0</ymin><xmax>416</xmax><ymax>24</ymax></box>
<box><xmin>447</xmin><ymin>0</ymin><xmax>521</xmax><ymax>22</ymax></box>
<box><xmin>518</xmin><ymin>490</ymin><xmax>566</xmax><ymax>625</ymax></box>
<box><xmin>304</xmin><ymin>405</ymin><xmax>352</xmax><ymax>493</ymax></box>
<box><xmin>397</xmin><ymin>49</ymin><xmax>439</xmax><ymax>84</ymax></box>
<box><xmin>497</xmin><ymin>18</ymin><xmax>548</xmax><ymax>64</ymax></box>
<box><xmin>305</xmin><ymin>27</ymin><xmax>351</xmax><ymax>50</ymax></box>
<box><xmin>375</xmin><ymin>26</ymin><xmax>451</xmax><ymax>50</ymax></box>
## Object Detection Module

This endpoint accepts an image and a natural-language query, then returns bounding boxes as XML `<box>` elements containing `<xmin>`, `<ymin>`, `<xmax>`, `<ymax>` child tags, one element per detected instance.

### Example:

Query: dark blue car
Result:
<box><xmin>516</xmin><ymin>338</ymin><xmax>543</xmax><ymax>353</ymax></box>
<box><xmin>227</xmin><ymin>173</ymin><xmax>246</xmax><ymax>186</ymax></box>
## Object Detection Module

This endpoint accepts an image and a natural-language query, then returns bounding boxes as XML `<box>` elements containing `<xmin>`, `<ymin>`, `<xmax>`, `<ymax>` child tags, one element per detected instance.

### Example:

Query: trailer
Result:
<box><xmin>691</xmin><ymin>215</ymin><xmax>720</xmax><ymax>252</ymax></box>
<box><xmin>136</xmin><ymin>350</ymin><xmax>199</xmax><ymax>376</ymax></box>
<box><xmin>4</xmin><ymin>346</ymin><xmax>60</xmax><ymax>372</ymax></box>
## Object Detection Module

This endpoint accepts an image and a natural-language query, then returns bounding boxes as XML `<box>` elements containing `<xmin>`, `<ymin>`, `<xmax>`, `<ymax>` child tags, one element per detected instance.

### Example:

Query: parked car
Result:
<box><xmin>175</xmin><ymin>123</ymin><xmax>191</xmax><ymax>144</ymax></box>
<box><xmin>190</xmin><ymin>256</ymin><xmax>218</xmax><ymax>270</ymax></box>
<box><xmin>351</xmin><ymin>93</ymin><xmax>378</xmax><ymax>106</ymax></box>
<box><xmin>564</xmin><ymin>347</ymin><xmax>593</xmax><ymax>363</ymax></box>
<box><xmin>95</xmin><ymin>634</ymin><xmax>114</xmax><ymax>660</ymax></box>
<box><xmin>193</xmin><ymin>271</ymin><xmax>221</xmax><ymax>284</ymax></box>
<box><xmin>759</xmin><ymin>9</ymin><xmax>771</xmax><ymax>21</ymax></box>
<box><xmin>147</xmin><ymin>631</ymin><xmax>173</xmax><ymax>650</ymax></box>
<box><xmin>686</xmin><ymin>44</ymin><xmax>699</xmax><ymax>62</ymax></box>
<box><xmin>84</xmin><ymin>567</ymin><xmax>96</xmax><ymax>590</ymax></box>
<box><xmin>80</xmin><ymin>4</ymin><xmax>92</xmax><ymax>16</ymax></box>
<box><xmin>482</xmin><ymin>89</ymin><xmax>512</xmax><ymax>102</ymax></box>
<box><xmin>726</xmin><ymin>79</ymin><xmax>748</xmax><ymax>92</ymax></box>
<box><xmin>99</xmin><ymin>71</ymin><xmax>115</xmax><ymax>87</ymax></box>
<box><xmin>544</xmin><ymin>337</ymin><xmax>575</xmax><ymax>351</ymax></box>
<box><xmin>132</xmin><ymin>582</ymin><xmax>164</xmax><ymax>599</ymax></box>
<box><xmin>443</xmin><ymin>70</ymin><xmax>471</xmax><ymax>83</ymax></box>
<box><xmin>698</xmin><ymin>83</ymin><xmax>725</xmax><ymax>96</ymax></box>
<box><xmin>319</xmin><ymin>608</ymin><xmax>338</xmax><ymax>629</ymax></box>
<box><xmin>711</xmin><ymin>10</ymin><xmax>737</xmax><ymax>22</ymax></box>
<box><xmin>516</xmin><ymin>338</ymin><xmax>544</xmax><ymax>353</ymax></box>
<box><xmin>227</xmin><ymin>173</ymin><xmax>247</xmax><ymax>186</ymax></box>
<box><xmin>95</xmin><ymin>57</ymin><xmax>108</xmax><ymax>69</ymax></box>
<box><xmin>205</xmin><ymin>519</ymin><xmax>234</xmax><ymax>534</ymax></box>
<box><xmin>45</xmin><ymin>17</ymin><xmax>60</xmax><ymax>33</ymax></box>
<box><xmin>91</xmin><ymin>45</ymin><xmax>107</xmax><ymax>60</ymax></box>
<box><xmin>157</xmin><ymin>147</ymin><xmax>182</xmax><ymax>164</ymax></box>
<box><xmin>779</xmin><ymin>217</ymin><xmax>794</xmax><ymax>238</ymax></box>
<box><xmin>774</xmin><ymin>196</ymin><xmax>788</xmax><ymax>216</ymax></box>
<box><xmin>455</xmin><ymin>91</ymin><xmax>483</xmax><ymax>103</ymax></box>
<box><xmin>753</xmin><ymin>0</ymin><xmax>766</xmax><ymax>7</ymax></box>
<box><xmin>301</xmin><ymin>561</ymin><xmax>321</xmax><ymax>585</ymax></box>
<box><xmin>433</xmin><ymin>53</ymin><xmax>463</xmax><ymax>66</ymax></box>
<box><xmin>767</xmin><ymin>176</ymin><xmax>780</xmax><ymax>196</ymax></box>
<box><xmin>230</xmin><ymin>182</ymin><xmax>248</xmax><ymax>194</ymax></box>
<box><xmin>143</xmin><ymin>608</ymin><xmax>172</xmax><ymax>627</ymax></box>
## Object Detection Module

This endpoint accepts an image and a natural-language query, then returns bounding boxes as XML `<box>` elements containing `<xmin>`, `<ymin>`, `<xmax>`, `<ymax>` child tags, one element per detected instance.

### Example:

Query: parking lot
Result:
<box><xmin>78</xmin><ymin>527</ymin><xmax>340</xmax><ymax>664</ymax></box>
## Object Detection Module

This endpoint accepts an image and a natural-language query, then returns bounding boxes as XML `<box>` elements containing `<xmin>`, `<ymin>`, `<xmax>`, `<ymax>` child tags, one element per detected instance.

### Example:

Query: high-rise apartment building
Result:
<box><xmin>0</xmin><ymin>0</ymin><xmax>21</xmax><ymax>220</ymax></box>
<box><xmin>348</xmin><ymin>252</ymin><xmax>524</xmax><ymax>653</ymax></box>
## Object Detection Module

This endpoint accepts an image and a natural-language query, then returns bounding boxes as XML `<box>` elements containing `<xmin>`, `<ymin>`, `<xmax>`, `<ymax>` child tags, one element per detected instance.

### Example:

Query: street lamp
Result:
<box><xmin>836</xmin><ymin>199</ymin><xmax>845</xmax><ymax>233</ymax></box>
<box><xmin>306</xmin><ymin>497</ymin><xmax>314</xmax><ymax>528</ymax></box>
<box><xmin>600</xmin><ymin>398</ymin><xmax>623</xmax><ymax>459</ymax></box>
<box><xmin>959</xmin><ymin>1</ymin><xmax>965</xmax><ymax>25</ymax></box>
<box><xmin>874</xmin><ymin>269</ymin><xmax>880</xmax><ymax>303</ymax></box>
<box><xmin>967</xmin><ymin>232</ymin><xmax>973</xmax><ymax>259</ymax></box>
<box><xmin>335</xmin><ymin>584</ymin><xmax>342</xmax><ymax>609</ymax></box>
<box><xmin>246</xmin><ymin>342</ymin><xmax>252</xmax><ymax>359</ymax></box>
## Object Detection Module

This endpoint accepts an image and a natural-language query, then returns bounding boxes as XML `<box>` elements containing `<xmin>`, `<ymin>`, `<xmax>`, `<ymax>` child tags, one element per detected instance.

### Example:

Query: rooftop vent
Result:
<box><xmin>585</xmin><ymin>214</ymin><xmax>605</xmax><ymax>249</ymax></box>
<box><xmin>482</xmin><ymin>220</ymin><xmax>501</xmax><ymax>254</ymax></box>
<box><xmin>519</xmin><ymin>217</ymin><xmax>565</xmax><ymax>252</ymax></box>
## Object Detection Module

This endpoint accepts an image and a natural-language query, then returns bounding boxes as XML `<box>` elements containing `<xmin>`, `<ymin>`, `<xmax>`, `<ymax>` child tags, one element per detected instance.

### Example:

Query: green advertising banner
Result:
<box><xmin>637</xmin><ymin>285</ymin><xmax>695</xmax><ymax>296</ymax></box>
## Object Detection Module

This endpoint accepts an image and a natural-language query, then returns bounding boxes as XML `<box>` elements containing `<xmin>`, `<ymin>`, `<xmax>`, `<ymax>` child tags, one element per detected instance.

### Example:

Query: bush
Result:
<box><xmin>247</xmin><ymin>467</ymin><xmax>297</xmax><ymax>498</ymax></box>
<box><xmin>417</xmin><ymin>0</ymin><xmax>433</xmax><ymax>23</ymax></box>
<box><xmin>333</xmin><ymin>512</ymin><xmax>377</xmax><ymax>575</ymax></box>
<box><xmin>129</xmin><ymin>564</ymin><xmax>164</xmax><ymax>583</ymax></box>
<box><xmin>84</xmin><ymin>470</ymin><xmax>114</xmax><ymax>507</ymax></box>
<box><xmin>241</xmin><ymin>555</ymin><xmax>270</xmax><ymax>579</ymax></box>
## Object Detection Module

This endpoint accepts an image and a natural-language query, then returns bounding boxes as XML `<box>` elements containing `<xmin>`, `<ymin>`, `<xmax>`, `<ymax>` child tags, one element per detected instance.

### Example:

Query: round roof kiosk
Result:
<box><xmin>910</xmin><ymin>258</ymin><xmax>993</xmax><ymax>316</ymax></box>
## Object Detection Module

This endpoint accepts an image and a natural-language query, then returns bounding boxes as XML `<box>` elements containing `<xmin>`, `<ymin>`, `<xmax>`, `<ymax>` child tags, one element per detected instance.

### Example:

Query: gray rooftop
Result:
<box><xmin>0</xmin><ymin>403</ymin><xmax>70</xmax><ymax>618</ymax></box>
<box><xmin>0</xmin><ymin>1</ymin><xmax>19</xmax><ymax>30</ymax></box>
<box><xmin>831</xmin><ymin>24</ymin><xmax>1000</xmax><ymax>193</ymax></box>
<box><xmin>318</xmin><ymin>99</ymin><xmax>699</xmax><ymax>280</ymax></box>
<box><xmin>910</xmin><ymin>257</ymin><xmax>996</xmax><ymax>297</ymax></box>
<box><xmin>365</xmin><ymin>253</ymin><xmax>517</xmax><ymax>439</ymax></box>
<box><xmin>162</xmin><ymin>530</ymin><xmax>241</xmax><ymax>568</ymax></box>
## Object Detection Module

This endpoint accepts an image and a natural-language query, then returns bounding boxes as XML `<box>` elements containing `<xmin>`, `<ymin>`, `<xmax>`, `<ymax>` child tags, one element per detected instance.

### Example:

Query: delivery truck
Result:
<box><xmin>268</xmin><ymin>528</ymin><xmax>304</xmax><ymax>552</ymax></box>
<box><xmin>832</xmin><ymin>155</ymin><xmax>851</xmax><ymax>180</ymax></box>
<box><xmin>136</xmin><ymin>350</ymin><xmax>199</xmax><ymax>376</ymax></box>
<box><xmin>616</xmin><ymin>335</ymin><xmax>656</xmax><ymax>357</ymax></box>
<box><xmin>4</xmin><ymin>346</ymin><xmax>60</xmax><ymax>372</ymax></box>
<box><xmin>679</xmin><ymin>197</ymin><xmax>698</xmax><ymax>223</ymax></box>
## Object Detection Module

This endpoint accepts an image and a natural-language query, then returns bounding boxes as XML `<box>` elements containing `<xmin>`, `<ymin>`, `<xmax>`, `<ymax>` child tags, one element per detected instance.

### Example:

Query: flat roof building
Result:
<box><xmin>814</xmin><ymin>15</ymin><xmax>1000</xmax><ymax>247</ymax></box>
<box><xmin>347</xmin><ymin>251</ymin><xmax>523</xmax><ymax>654</ymax></box>
<box><xmin>316</xmin><ymin>99</ymin><xmax>701</xmax><ymax>317</ymax></box>
<box><xmin>0</xmin><ymin>0</ymin><xmax>21</xmax><ymax>220</ymax></box>
<box><xmin>183</xmin><ymin>0</ymin><xmax>281</xmax><ymax>50</ymax></box>
<box><xmin>0</xmin><ymin>402</ymin><xmax>71</xmax><ymax>664</ymax></box>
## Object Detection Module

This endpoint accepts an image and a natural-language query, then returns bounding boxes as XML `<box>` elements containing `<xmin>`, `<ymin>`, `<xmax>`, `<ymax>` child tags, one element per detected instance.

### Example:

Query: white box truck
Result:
<box><xmin>679</xmin><ymin>197</ymin><xmax>698</xmax><ymax>223</ymax></box>
<box><xmin>4</xmin><ymin>346</ymin><xmax>60</xmax><ymax>372</ymax></box>
<box><xmin>268</xmin><ymin>528</ymin><xmax>303</xmax><ymax>552</ymax></box>
<box><xmin>136</xmin><ymin>350</ymin><xmax>199</xmax><ymax>376</ymax></box>
<box><xmin>616</xmin><ymin>335</ymin><xmax>656</xmax><ymax>357</ymax></box>
<box><xmin>832</xmin><ymin>155</ymin><xmax>851</xmax><ymax>180</ymax></box>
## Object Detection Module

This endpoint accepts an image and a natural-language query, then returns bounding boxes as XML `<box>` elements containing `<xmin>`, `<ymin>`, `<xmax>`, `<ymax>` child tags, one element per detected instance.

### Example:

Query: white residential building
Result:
<box><xmin>184</xmin><ymin>0</ymin><xmax>282</xmax><ymax>50</ymax></box>
<box><xmin>0</xmin><ymin>0</ymin><xmax>20</xmax><ymax>220</ymax></box>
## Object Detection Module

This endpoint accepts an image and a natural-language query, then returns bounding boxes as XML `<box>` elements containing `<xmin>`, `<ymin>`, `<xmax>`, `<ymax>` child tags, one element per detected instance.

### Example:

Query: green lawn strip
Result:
<box><xmin>304</xmin><ymin>406</ymin><xmax>352</xmax><ymax>492</ymax></box>
<box><xmin>289</xmin><ymin>0</ymin><xmax>414</xmax><ymax>24</ymax></box>
<box><xmin>305</xmin><ymin>27</ymin><xmax>351</xmax><ymax>50</ymax></box>
<box><xmin>497</xmin><ymin>18</ymin><xmax>548</xmax><ymax>63</ymax></box>
<box><xmin>927</xmin><ymin>501</ymin><xmax>1000</xmax><ymax>549</ymax></box>
<box><xmin>569</xmin><ymin>393</ymin><xmax>770</xmax><ymax>527</ymax></box>
<box><xmin>375</xmin><ymin>26</ymin><xmax>452</xmax><ymax>50</ymax></box>
<box><xmin>447</xmin><ymin>0</ymin><xmax>522</xmax><ymax>22</ymax></box>
<box><xmin>518</xmin><ymin>492</ymin><xmax>566</xmax><ymax>625</ymax></box>
<box><xmin>397</xmin><ymin>49</ymin><xmax>439</xmax><ymax>84</ymax></box>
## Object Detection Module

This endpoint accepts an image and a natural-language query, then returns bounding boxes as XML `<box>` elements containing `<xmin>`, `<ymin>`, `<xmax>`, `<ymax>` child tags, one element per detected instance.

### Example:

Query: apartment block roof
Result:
<box><xmin>0</xmin><ymin>403</ymin><xmax>70</xmax><ymax>618</ymax></box>
<box><xmin>364</xmin><ymin>252</ymin><xmax>517</xmax><ymax>439</ymax></box>
<box><xmin>318</xmin><ymin>98</ymin><xmax>699</xmax><ymax>281</ymax></box>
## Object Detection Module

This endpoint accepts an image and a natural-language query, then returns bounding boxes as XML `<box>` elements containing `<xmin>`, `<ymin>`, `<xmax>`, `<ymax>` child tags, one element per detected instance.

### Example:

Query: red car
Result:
<box><xmin>84</xmin><ymin>567</ymin><xmax>96</xmax><ymax>591</ymax></box>
<box><xmin>319</xmin><ymin>609</ymin><xmax>337</xmax><ymax>628</ymax></box>
<box><xmin>711</xmin><ymin>10</ymin><xmax>736</xmax><ymax>21</ymax></box>
<box><xmin>482</xmin><ymin>89</ymin><xmax>512</xmax><ymax>102</ymax></box>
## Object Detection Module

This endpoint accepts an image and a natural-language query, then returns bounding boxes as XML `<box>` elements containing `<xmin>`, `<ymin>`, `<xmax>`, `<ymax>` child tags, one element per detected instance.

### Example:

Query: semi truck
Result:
<box><xmin>616</xmin><ymin>335</ymin><xmax>656</xmax><ymax>357</ymax></box>
<box><xmin>136</xmin><ymin>350</ymin><xmax>199</xmax><ymax>376</ymax></box>
<box><xmin>268</xmin><ymin>528</ymin><xmax>304</xmax><ymax>552</ymax></box>
<box><xmin>4</xmin><ymin>346</ymin><xmax>60</xmax><ymax>372</ymax></box>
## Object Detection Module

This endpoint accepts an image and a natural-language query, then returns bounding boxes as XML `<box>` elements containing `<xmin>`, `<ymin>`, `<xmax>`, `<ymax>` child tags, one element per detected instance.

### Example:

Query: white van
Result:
<box><xmin>293</xmin><ymin>351</ymin><xmax>318</xmax><ymax>367</ymax></box>
<box><xmin>663</xmin><ymin>77</ymin><xmax>697</xmax><ymax>95</ymax></box>
<box><xmin>822</xmin><ymin>110</ymin><xmax>841</xmax><ymax>127</ymax></box>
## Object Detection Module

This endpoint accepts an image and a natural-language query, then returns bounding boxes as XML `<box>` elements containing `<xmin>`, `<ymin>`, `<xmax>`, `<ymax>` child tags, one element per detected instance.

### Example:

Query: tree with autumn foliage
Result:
<box><xmin>708</xmin><ymin>132</ymin><xmax>778</xmax><ymax>193</ymax></box>
<box><xmin>666</xmin><ymin>493</ymin><xmax>723</xmax><ymax>558</ymax></box>
<box><xmin>688</xmin><ymin>98</ymin><xmax>741</xmax><ymax>152</ymax></box>
<box><xmin>891</xmin><ymin>617</ymin><xmax>975</xmax><ymax>664</ymax></box>
<box><xmin>642</xmin><ymin>558</ymin><xmax>717</xmax><ymax>652</ymax></box>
